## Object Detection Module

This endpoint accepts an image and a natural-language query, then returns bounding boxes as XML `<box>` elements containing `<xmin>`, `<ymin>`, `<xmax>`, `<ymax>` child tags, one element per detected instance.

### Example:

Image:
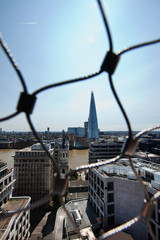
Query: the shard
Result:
<box><xmin>88</xmin><ymin>91</ymin><xmax>99</xmax><ymax>139</ymax></box>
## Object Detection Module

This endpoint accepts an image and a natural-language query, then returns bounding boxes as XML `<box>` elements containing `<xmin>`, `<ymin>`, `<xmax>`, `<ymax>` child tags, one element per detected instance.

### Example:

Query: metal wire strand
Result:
<box><xmin>118</xmin><ymin>38</ymin><xmax>160</xmax><ymax>56</ymax></box>
<box><xmin>0</xmin><ymin>111</ymin><xmax>19</xmax><ymax>122</ymax></box>
<box><xmin>1</xmin><ymin>193</ymin><xmax>53</xmax><ymax>220</ymax></box>
<box><xmin>99</xmin><ymin>215</ymin><xmax>142</xmax><ymax>239</ymax></box>
<box><xmin>151</xmin><ymin>191</ymin><xmax>160</xmax><ymax>202</ymax></box>
<box><xmin>135</xmin><ymin>125</ymin><xmax>160</xmax><ymax>140</ymax></box>
<box><xmin>32</xmin><ymin>70</ymin><xmax>102</xmax><ymax>96</ymax></box>
<box><xmin>108</xmin><ymin>74</ymin><xmax>132</xmax><ymax>139</ymax></box>
<box><xmin>0</xmin><ymin>33</ymin><xmax>28</xmax><ymax>93</ymax></box>
<box><xmin>66</xmin><ymin>155</ymin><xmax>121</xmax><ymax>177</ymax></box>
<box><xmin>146</xmin><ymin>218</ymin><xmax>156</xmax><ymax>240</ymax></box>
<box><xmin>97</xmin><ymin>0</ymin><xmax>113</xmax><ymax>52</ymax></box>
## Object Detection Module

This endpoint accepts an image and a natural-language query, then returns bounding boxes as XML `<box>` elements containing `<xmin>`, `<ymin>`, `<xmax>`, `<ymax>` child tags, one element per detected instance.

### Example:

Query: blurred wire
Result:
<box><xmin>0</xmin><ymin>33</ymin><xmax>27</xmax><ymax>93</ymax></box>
<box><xmin>33</xmin><ymin>70</ymin><xmax>102</xmax><ymax>96</ymax></box>
<box><xmin>118</xmin><ymin>39</ymin><xmax>160</xmax><ymax>56</ymax></box>
<box><xmin>97</xmin><ymin>0</ymin><xmax>113</xmax><ymax>52</ymax></box>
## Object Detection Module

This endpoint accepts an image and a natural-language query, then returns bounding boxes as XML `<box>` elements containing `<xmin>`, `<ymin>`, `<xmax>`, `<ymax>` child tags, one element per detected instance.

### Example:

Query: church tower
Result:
<box><xmin>88</xmin><ymin>91</ymin><xmax>99</xmax><ymax>139</ymax></box>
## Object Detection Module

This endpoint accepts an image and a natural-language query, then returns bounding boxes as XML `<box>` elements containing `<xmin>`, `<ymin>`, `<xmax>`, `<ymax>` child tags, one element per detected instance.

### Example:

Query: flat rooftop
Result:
<box><xmin>54</xmin><ymin>199</ymin><xmax>99</xmax><ymax>240</ymax></box>
<box><xmin>68</xmin><ymin>180</ymin><xmax>88</xmax><ymax>188</ymax></box>
<box><xmin>0</xmin><ymin>197</ymin><xmax>31</xmax><ymax>238</ymax></box>
<box><xmin>3</xmin><ymin>197</ymin><xmax>30</xmax><ymax>211</ymax></box>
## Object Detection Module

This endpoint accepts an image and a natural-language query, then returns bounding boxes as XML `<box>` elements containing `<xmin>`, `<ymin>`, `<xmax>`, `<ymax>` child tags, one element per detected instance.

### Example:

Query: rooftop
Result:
<box><xmin>0</xmin><ymin>197</ymin><xmax>31</xmax><ymax>238</ymax></box>
<box><xmin>98</xmin><ymin>158</ymin><xmax>160</xmax><ymax>190</ymax></box>
<box><xmin>0</xmin><ymin>161</ymin><xmax>7</xmax><ymax>169</ymax></box>
<box><xmin>54</xmin><ymin>199</ymin><xmax>99</xmax><ymax>240</ymax></box>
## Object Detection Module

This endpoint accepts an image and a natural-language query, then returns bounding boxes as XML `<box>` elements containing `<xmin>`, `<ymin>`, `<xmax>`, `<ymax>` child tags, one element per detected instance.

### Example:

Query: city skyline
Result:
<box><xmin>0</xmin><ymin>0</ymin><xmax>160</xmax><ymax>132</ymax></box>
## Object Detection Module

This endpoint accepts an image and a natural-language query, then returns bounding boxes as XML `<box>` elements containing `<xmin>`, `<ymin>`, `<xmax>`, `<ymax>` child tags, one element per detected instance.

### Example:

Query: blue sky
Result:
<box><xmin>0</xmin><ymin>0</ymin><xmax>160</xmax><ymax>132</ymax></box>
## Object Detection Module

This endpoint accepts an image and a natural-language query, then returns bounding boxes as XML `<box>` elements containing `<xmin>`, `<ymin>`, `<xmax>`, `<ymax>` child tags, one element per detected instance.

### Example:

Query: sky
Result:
<box><xmin>0</xmin><ymin>0</ymin><xmax>160</xmax><ymax>132</ymax></box>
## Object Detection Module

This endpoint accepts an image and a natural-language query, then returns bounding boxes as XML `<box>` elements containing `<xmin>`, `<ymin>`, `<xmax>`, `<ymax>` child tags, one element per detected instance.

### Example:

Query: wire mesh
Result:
<box><xmin>0</xmin><ymin>0</ymin><xmax>160</xmax><ymax>239</ymax></box>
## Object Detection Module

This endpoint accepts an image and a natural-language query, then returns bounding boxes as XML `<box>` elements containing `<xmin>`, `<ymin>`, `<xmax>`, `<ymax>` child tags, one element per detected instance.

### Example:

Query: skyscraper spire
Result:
<box><xmin>88</xmin><ymin>91</ymin><xmax>99</xmax><ymax>139</ymax></box>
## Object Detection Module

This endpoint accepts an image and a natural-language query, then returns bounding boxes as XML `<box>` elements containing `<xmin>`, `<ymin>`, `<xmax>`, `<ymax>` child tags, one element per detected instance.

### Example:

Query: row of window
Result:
<box><xmin>16</xmin><ymin>172</ymin><xmax>48</xmax><ymax>179</ymax></box>
<box><xmin>16</xmin><ymin>152</ymin><xmax>46</xmax><ymax>156</ymax></box>
<box><xmin>16</xmin><ymin>182</ymin><xmax>46</xmax><ymax>187</ymax></box>
<box><xmin>15</xmin><ymin>167</ymin><xmax>49</xmax><ymax>172</ymax></box>
<box><xmin>14</xmin><ymin>159</ymin><xmax>49</xmax><ymax>167</ymax></box>
<box><xmin>89</xmin><ymin>170</ymin><xmax>104</xmax><ymax>189</ymax></box>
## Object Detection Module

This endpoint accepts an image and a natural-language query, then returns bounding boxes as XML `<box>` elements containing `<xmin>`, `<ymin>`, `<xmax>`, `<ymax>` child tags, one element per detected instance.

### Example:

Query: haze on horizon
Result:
<box><xmin>0</xmin><ymin>0</ymin><xmax>160</xmax><ymax>133</ymax></box>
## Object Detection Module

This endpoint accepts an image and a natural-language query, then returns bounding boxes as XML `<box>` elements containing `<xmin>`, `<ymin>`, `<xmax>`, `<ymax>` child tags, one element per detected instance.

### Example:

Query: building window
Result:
<box><xmin>158</xmin><ymin>228</ymin><xmax>160</xmax><ymax>240</ymax></box>
<box><xmin>101</xmin><ymin>180</ymin><xmax>104</xmax><ymax>189</ymax></box>
<box><xmin>97</xmin><ymin>177</ymin><xmax>100</xmax><ymax>185</ymax></box>
<box><xmin>108</xmin><ymin>216</ymin><xmax>114</xmax><ymax>226</ymax></box>
<box><xmin>107</xmin><ymin>182</ymin><xmax>114</xmax><ymax>191</ymax></box>
<box><xmin>158</xmin><ymin>212</ymin><xmax>160</xmax><ymax>224</ymax></box>
<box><xmin>108</xmin><ymin>204</ymin><xmax>114</xmax><ymax>214</ymax></box>
<box><xmin>158</xmin><ymin>198</ymin><xmax>160</xmax><ymax>209</ymax></box>
<box><xmin>108</xmin><ymin>193</ymin><xmax>114</xmax><ymax>203</ymax></box>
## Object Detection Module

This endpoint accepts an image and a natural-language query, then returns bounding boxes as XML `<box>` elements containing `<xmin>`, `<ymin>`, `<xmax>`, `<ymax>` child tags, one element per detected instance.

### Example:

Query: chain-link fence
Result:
<box><xmin>0</xmin><ymin>0</ymin><xmax>160</xmax><ymax>239</ymax></box>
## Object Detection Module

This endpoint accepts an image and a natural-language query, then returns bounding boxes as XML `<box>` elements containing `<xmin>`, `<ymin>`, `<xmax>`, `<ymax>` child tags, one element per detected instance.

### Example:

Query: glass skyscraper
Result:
<box><xmin>88</xmin><ymin>91</ymin><xmax>99</xmax><ymax>139</ymax></box>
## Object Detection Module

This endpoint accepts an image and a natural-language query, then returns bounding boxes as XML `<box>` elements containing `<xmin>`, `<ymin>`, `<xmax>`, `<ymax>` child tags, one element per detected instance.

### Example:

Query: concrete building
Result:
<box><xmin>88</xmin><ymin>92</ymin><xmax>99</xmax><ymax>140</ymax></box>
<box><xmin>54</xmin><ymin>199</ymin><xmax>98</xmax><ymax>240</ymax></box>
<box><xmin>0</xmin><ymin>161</ymin><xmax>15</xmax><ymax>208</ymax></box>
<box><xmin>88</xmin><ymin>158</ymin><xmax>160</xmax><ymax>240</ymax></box>
<box><xmin>0</xmin><ymin>196</ymin><xmax>31</xmax><ymax>240</ymax></box>
<box><xmin>89</xmin><ymin>139</ymin><xmax>123</xmax><ymax>164</ymax></box>
<box><xmin>13</xmin><ymin>143</ymin><xmax>54</xmax><ymax>204</ymax></box>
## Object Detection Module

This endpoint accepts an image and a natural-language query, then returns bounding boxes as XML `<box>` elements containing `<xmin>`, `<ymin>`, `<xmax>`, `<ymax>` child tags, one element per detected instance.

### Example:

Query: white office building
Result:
<box><xmin>0</xmin><ymin>161</ymin><xmax>15</xmax><ymax>208</ymax></box>
<box><xmin>88</xmin><ymin>158</ymin><xmax>160</xmax><ymax>240</ymax></box>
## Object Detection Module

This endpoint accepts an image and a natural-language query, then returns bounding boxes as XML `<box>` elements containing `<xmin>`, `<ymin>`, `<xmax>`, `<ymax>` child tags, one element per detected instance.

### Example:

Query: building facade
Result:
<box><xmin>13</xmin><ymin>143</ymin><xmax>53</xmax><ymax>204</ymax></box>
<box><xmin>0</xmin><ymin>197</ymin><xmax>31</xmax><ymax>240</ymax></box>
<box><xmin>68</xmin><ymin>127</ymin><xmax>85</xmax><ymax>137</ymax></box>
<box><xmin>88</xmin><ymin>139</ymin><xmax>123</xmax><ymax>163</ymax></box>
<box><xmin>88</xmin><ymin>158</ymin><xmax>160</xmax><ymax>240</ymax></box>
<box><xmin>0</xmin><ymin>161</ymin><xmax>15</xmax><ymax>208</ymax></box>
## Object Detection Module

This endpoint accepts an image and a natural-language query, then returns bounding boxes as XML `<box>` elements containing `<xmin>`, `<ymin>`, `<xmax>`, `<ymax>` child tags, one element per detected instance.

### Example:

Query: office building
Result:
<box><xmin>89</xmin><ymin>139</ymin><xmax>123</xmax><ymax>163</ymax></box>
<box><xmin>68</xmin><ymin>127</ymin><xmax>85</xmax><ymax>137</ymax></box>
<box><xmin>0</xmin><ymin>196</ymin><xmax>31</xmax><ymax>240</ymax></box>
<box><xmin>88</xmin><ymin>92</ymin><xmax>99</xmax><ymax>139</ymax></box>
<box><xmin>0</xmin><ymin>161</ymin><xmax>16</xmax><ymax>208</ymax></box>
<box><xmin>13</xmin><ymin>143</ymin><xmax>54</xmax><ymax>204</ymax></box>
<box><xmin>88</xmin><ymin>158</ymin><xmax>160</xmax><ymax>240</ymax></box>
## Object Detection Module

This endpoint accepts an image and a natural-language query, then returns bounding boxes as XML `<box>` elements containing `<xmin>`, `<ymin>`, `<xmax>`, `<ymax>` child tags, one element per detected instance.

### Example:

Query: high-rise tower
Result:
<box><xmin>88</xmin><ymin>91</ymin><xmax>99</xmax><ymax>139</ymax></box>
